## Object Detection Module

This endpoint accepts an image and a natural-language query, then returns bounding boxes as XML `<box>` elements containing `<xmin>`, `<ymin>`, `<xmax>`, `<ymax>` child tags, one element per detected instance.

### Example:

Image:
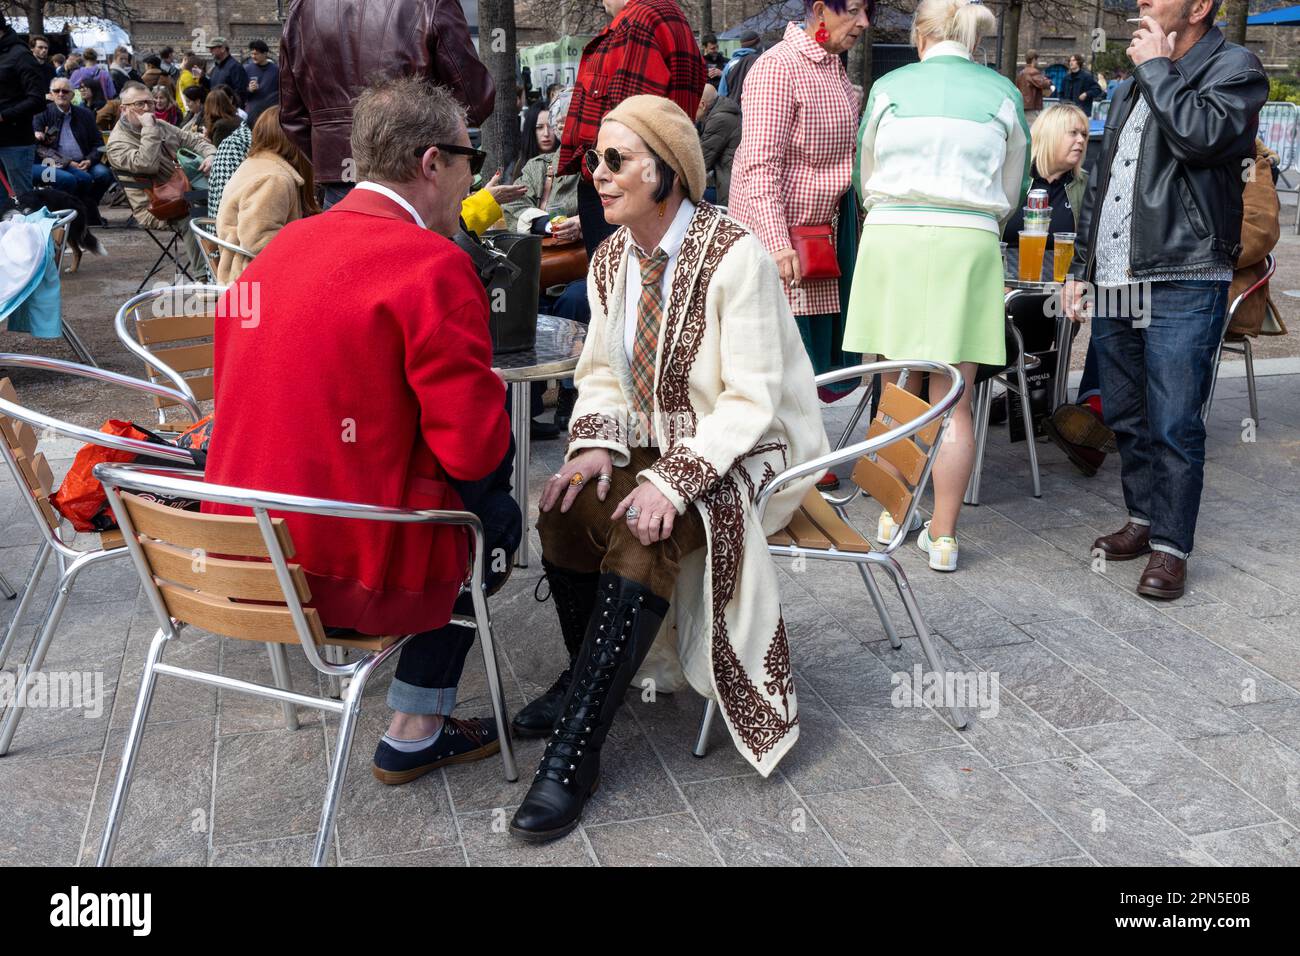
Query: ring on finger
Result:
<box><xmin>569</xmin><ymin>472</ymin><xmax>585</xmax><ymax>487</ymax></box>
<box><xmin>625</xmin><ymin>505</ymin><xmax>641</xmax><ymax>520</ymax></box>
<box><xmin>596</xmin><ymin>474</ymin><xmax>612</xmax><ymax>485</ymax></box>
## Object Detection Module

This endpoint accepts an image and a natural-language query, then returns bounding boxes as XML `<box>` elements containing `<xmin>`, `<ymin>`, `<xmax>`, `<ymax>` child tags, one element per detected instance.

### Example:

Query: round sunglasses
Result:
<box><xmin>584</xmin><ymin>147</ymin><xmax>651</xmax><ymax>176</ymax></box>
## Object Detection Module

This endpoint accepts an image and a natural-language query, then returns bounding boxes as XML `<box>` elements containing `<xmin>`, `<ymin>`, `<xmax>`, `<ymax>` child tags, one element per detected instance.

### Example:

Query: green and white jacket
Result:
<box><xmin>854</xmin><ymin>41</ymin><xmax>1030</xmax><ymax>235</ymax></box>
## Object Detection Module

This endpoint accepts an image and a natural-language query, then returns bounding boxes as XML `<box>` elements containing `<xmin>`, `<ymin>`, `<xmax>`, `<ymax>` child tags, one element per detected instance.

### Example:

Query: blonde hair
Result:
<box><xmin>1030</xmin><ymin>103</ymin><xmax>1088</xmax><ymax>178</ymax></box>
<box><xmin>911</xmin><ymin>0</ymin><xmax>996</xmax><ymax>53</ymax></box>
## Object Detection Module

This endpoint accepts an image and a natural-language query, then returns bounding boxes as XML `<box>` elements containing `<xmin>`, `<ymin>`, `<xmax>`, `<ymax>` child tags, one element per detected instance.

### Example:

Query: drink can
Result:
<box><xmin>1027</xmin><ymin>188</ymin><xmax>1049</xmax><ymax>210</ymax></box>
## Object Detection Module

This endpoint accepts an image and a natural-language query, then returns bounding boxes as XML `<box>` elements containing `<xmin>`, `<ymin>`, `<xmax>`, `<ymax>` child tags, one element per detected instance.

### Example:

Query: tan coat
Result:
<box><xmin>567</xmin><ymin>201</ymin><xmax>830</xmax><ymax>775</ymax></box>
<box><xmin>214</xmin><ymin>152</ymin><xmax>306</xmax><ymax>284</ymax></box>
<box><xmin>105</xmin><ymin>116</ymin><xmax>214</xmax><ymax>230</ymax></box>
<box><xmin>1229</xmin><ymin>139</ymin><xmax>1286</xmax><ymax>337</ymax></box>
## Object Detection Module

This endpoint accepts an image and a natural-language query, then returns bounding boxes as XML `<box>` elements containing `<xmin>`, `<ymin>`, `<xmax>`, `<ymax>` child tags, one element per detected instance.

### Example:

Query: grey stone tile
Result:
<box><xmin>1119</xmin><ymin>625</ymin><xmax>1298</xmax><ymax>708</ymax></box>
<box><xmin>210</xmin><ymin>724</ymin><xmax>328</xmax><ymax>846</ymax></box>
<box><xmin>441</xmin><ymin>728</ymin><xmax>545</xmax><ymax>816</ymax></box>
<box><xmin>81</xmin><ymin>717</ymin><xmax>216</xmax><ymax>866</ymax></box>
<box><xmin>682</xmin><ymin>774</ymin><xmax>845</xmax><ymax>866</ymax></box>
<box><xmin>778</xmin><ymin>687</ymin><xmax>891</xmax><ymax>796</ymax></box>
<box><xmin>37</xmin><ymin>596</ymin><xmax>136</xmax><ymax>668</ymax></box>
<box><xmin>963</xmin><ymin>638</ymin><xmax>1135</xmax><ymax>731</ymax></box>
<box><xmin>1185</xmin><ymin>731</ymin><xmax>1300</xmax><ymax>828</ymax></box>
<box><xmin>806</xmin><ymin>784</ymin><xmax>969</xmax><ymax>865</ymax></box>
<box><xmin>1186</xmin><ymin>554</ymin><xmax>1300</xmax><ymax>619</ymax></box>
<box><xmin>584</xmin><ymin>812</ymin><xmax>721</xmax><ymax>866</ymax></box>
<box><xmin>1196</xmin><ymin>822</ymin><xmax>1300</xmax><ymax>866</ymax></box>
<box><xmin>1068</xmin><ymin>721</ymin><xmax>1274</xmax><ymax>837</ymax></box>
<box><xmin>628</xmin><ymin>687</ymin><xmax>756</xmax><ymax>784</ymax></box>
<box><xmin>579</xmin><ymin>717</ymin><xmax>686</xmax><ymax>826</ymax></box>
<box><xmin>1024</xmin><ymin>617</ymin><xmax>1253</xmax><ymax>740</ymax></box>
<box><xmin>0</xmin><ymin>680</ymin><xmax>114</xmax><ymax>758</ymax></box>
<box><xmin>882</xmin><ymin>747</ymin><xmax>1075</xmax><ymax>865</ymax></box>
<box><xmin>1162</xmin><ymin>604</ymin><xmax>1300</xmax><ymax>690</ymax></box>
<box><xmin>459</xmin><ymin>808</ymin><xmax>595</xmax><ymax>866</ymax></box>
<box><xmin>869</xmin><ymin>635</ymin><xmax>1078</xmax><ymax>766</ymax></box>
<box><xmin>1027</xmin><ymin>567</ymin><xmax>1172</xmax><ymax>632</ymax></box>
<box><xmin>343</xmin><ymin>845</ymin><xmax>466</xmax><ymax>867</ymax></box>
<box><xmin>940</xmin><ymin>540</ymin><xmax>1075</xmax><ymax>626</ymax></box>
<box><xmin>217</xmin><ymin>636</ymin><xmax>324</xmax><ymax>736</ymax></box>
<box><xmin>210</xmin><ymin>834</ymin><xmax>335</xmax><ymax>866</ymax></box>
<box><xmin>1029</xmin><ymin>856</ymin><xmax>1096</xmax><ymax>866</ymax></box>
<box><xmin>1002</xmin><ymin>758</ymin><xmax>1217</xmax><ymax>866</ymax></box>
<box><xmin>1234</xmin><ymin>698</ymin><xmax>1300</xmax><ymax>755</ymax></box>
<box><xmin>0</xmin><ymin>752</ymin><xmax>99</xmax><ymax>865</ymax></box>
<box><xmin>960</xmin><ymin>514</ymin><xmax>1083</xmax><ymax>574</ymax></box>
<box><xmin>110</xmin><ymin>623</ymin><xmax>218</xmax><ymax>730</ymax></box>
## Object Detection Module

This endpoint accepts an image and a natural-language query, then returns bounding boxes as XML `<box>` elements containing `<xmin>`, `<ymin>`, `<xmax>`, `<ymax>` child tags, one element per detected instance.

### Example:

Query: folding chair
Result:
<box><xmin>693</xmin><ymin>360</ymin><xmax>971</xmax><ymax>758</ymax></box>
<box><xmin>0</xmin><ymin>354</ymin><xmax>199</xmax><ymax>756</ymax></box>
<box><xmin>45</xmin><ymin>208</ymin><xmax>100</xmax><ymax>367</ymax></box>
<box><xmin>964</xmin><ymin>305</ymin><xmax>1044</xmax><ymax>507</ymax></box>
<box><xmin>115</xmin><ymin>284</ymin><xmax>224</xmax><ymax>432</ymax></box>
<box><xmin>104</xmin><ymin>166</ymin><xmax>196</xmax><ymax>292</ymax></box>
<box><xmin>1204</xmin><ymin>253</ymin><xmax>1275</xmax><ymax>427</ymax></box>
<box><xmin>92</xmin><ymin>462</ymin><xmax>518</xmax><ymax>867</ymax></box>
<box><xmin>189</xmin><ymin>216</ymin><xmax>253</xmax><ymax>283</ymax></box>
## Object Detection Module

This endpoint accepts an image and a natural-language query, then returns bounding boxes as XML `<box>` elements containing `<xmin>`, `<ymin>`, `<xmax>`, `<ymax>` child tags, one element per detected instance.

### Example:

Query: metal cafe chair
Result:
<box><xmin>46</xmin><ymin>208</ymin><xmax>100</xmax><ymax>368</ymax></box>
<box><xmin>964</xmin><ymin>306</ymin><xmax>1044</xmax><ymax>507</ymax></box>
<box><xmin>1203</xmin><ymin>253</ymin><xmax>1276</xmax><ymax>427</ymax></box>
<box><xmin>189</xmin><ymin>216</ymin><xmax>253</xmax><ymax>283</ymax></box>
<box><xmin>103</xmin><ymin>164</ymin><xmax>197</xmax><ymax>292</ymax></box>
<box><xmin>693</xmin><ymin>360</ymin><xmax>972</xmax><ymax>757</ymax></box>
<box><xmin>92</xmin><ymin>463</ymin><xmax>518</xmax><ymax>867</ymax></box>
<box><xmin>0</xmin><ymin>354</ymin><xmax>200</xmax><ymax>756</ymax></box>
<box><xmin>115</xmin><ymin>284</ymin><xmax>224</xmax><ymax>432</ymax></box>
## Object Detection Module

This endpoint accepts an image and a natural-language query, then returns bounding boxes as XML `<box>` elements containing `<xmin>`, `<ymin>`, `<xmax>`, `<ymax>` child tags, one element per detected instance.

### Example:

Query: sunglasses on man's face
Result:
<box><xmin>414</xmin><ymin>143</ymin><xmax>487</xmax><ymax>176</ymax></box>
<box><xmin>51</xmin><ymin>89</ymin><xmax>72</xmax><ymax>95</ymax></box>
<box><xmin>584</xmin><ymin>147</ymin><xmax>649</xmax><ymax>176</ymax></box>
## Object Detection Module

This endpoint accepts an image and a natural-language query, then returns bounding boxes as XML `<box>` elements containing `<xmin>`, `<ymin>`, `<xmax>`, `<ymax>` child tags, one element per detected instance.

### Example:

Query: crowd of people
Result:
<box><xmin>0</xmin><ymin>0</ymin><xmax>1276</xmax><ymax>844</ymax></box>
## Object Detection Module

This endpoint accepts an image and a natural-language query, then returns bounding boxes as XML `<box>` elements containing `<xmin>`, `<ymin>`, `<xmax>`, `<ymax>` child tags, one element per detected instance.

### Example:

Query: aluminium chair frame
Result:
<box><xmin>1203</xmin><ymin>253</ymin><xmax>1275</xmax><ymax>427</ymax></box>
<box><xmin>0</xmin><ymin>354</ymin><xmax>200</xmax><ymax>757</ymax></box>
<box><xmin>965</xmin><ymin>314</ymin><xmax>1043</xmax><ymax>507</ymax></box>
<box><xmin>92</xmin><ymin>463</ymin><xmax>518</xmax><ymax>868</ymax></box>
<box><xmin>45</xmin><ymin>208</ymin><xmax>99</xmax><ymax>367</ymax></box>
<box><xmin>693</xmin><ymin>360</ymin><xmax>972</xmax><ymax>759</ymax></box>
<box><xmin>189</xmin><ymin>216</ymin><xmax>254</xmax><ymax>282</ymax></box>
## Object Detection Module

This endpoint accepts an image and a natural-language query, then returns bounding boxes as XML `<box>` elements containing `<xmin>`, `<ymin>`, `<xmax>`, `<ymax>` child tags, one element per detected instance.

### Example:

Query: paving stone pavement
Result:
<box><xmin>1</xmin><ymin>373</ymin><xmax>1298</xmax><ymax>867</ymax></box>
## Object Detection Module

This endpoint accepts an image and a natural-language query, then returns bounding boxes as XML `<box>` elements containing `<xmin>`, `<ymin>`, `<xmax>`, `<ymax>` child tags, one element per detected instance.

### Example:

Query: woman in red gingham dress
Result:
<box><xmin>729</xmin><ymin>1</ymin><xmax>871</xmax><ymax>400</ymax></box>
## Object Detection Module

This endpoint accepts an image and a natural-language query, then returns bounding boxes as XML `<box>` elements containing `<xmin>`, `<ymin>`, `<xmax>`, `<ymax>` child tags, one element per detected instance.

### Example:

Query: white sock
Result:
<box><xmin>382</xmin><ymin>724</ymin><xmax>443</xmax><ymax>752</ymax></box>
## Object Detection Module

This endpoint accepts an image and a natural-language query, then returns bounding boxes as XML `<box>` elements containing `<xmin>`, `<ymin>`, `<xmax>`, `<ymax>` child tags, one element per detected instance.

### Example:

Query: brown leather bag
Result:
<box><xmin>540</xmin><ymin>236</ymin><xmax>588</xmax><ymax>289</ymax></box>
<box><xmin>146</xmin><ymin>165</ymin><xmax>191</xmax><ymax>222</ymax></box>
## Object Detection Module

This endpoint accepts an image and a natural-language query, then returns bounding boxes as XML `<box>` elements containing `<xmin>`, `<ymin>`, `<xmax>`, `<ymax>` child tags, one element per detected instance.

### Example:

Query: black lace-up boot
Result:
<box><xmin>510</xmin><ymin>574</ymin><xmax>669</xmax><ymax>842</ymax></box>
<box><xmin>511</xmin><ymin>561</ymin><xmax>600</xmax><ymax>737</ymax></box>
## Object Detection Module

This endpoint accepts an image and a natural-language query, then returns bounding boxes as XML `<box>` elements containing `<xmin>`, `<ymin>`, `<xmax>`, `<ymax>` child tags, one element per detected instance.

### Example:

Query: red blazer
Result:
<box><xmin>203</xmin><ymin>187</ymin><xmax>510</xmax><ymax>636</ymax></box>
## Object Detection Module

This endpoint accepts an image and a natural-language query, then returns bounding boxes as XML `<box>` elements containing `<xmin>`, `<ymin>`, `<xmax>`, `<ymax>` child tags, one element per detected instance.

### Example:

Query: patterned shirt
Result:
<box><xmin>557</xmin><ymin>0</ymin><xmax>707</xmax><ymax>177</ymax></box>
<box><xmin>728</xmin><ymin>22</ymin><xmax>858</xmax><ymax>316</ymax></box>
<box><xmin>1093</xmin><ymin>94</ymin><xmax>1232</xmax><ymax>285</ymax></box>
<box><xmin>206</xmin><ymin>123</ymin><xmax>252</xmax><ymax>218</ymax></box>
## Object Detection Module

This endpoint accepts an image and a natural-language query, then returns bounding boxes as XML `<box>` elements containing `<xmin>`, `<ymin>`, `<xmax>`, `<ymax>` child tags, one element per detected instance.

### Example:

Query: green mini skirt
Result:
<box><xmin>842</xmin><ymin>223</ymin><xmax>1007</xmax><ymax>368</ymax></box>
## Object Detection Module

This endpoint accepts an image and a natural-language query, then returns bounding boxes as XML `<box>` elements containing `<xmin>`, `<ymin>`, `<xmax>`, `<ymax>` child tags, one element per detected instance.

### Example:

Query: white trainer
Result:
<box><xmin>876</xmin><ymin>509</ymin><xmax>924</xmax><ymax>546</ymax></box>
<box><xmin>916</xmin><ymin>522</ymin><xmax>959</xmax><ymax>571</ymax></box>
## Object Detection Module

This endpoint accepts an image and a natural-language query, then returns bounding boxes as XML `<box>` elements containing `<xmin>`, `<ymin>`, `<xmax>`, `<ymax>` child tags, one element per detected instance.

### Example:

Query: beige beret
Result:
<box><xmin>603</xmin><ymin>94</ymin><xmax>706</xmax><ymax>203</ymax></box>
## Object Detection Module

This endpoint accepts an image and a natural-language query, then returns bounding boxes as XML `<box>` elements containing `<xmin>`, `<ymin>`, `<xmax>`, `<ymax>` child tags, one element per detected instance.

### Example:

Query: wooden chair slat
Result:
<box><xmin>798</xmin><ymin>489</ymin><xmax>872</xmax><ymax>553</ymax></box>
<box><xmin>866</xmin><ymin>419</ymin><xmax>927</xmax><ymax>486</ymax></box>
<box><xmin>767</xmin><ymin>528</ymin><xmax>795</xmax><ymax>547</ymax></box>
<box><xmin>122</xmin><ymin>493</ymin><xmax>295</xmax><ymax>559</ymax></box>
<box><xmin>100</xmin><ymin>529</ymin><xmax>126</xmax><ymax>550</ymax></box>
<box><xmin>37</xmin><ymin>496</ymin><xmax>59</xmax><ymax>530</ymax></box>
<box><xmin>851</xmin><ymin>457</ymin><xmax>914</xmax><ymax>525</ymax></box>
<box><xmin>879</xmin><ymin>383</ymin><xmax>941</xmax><ymax>446</ymax></box>
<box><xmin>322</xmin><ymin>631</ymin><xmax>400</xmax><ymax>652</ymax></box>
<box><xmin>136</xmin><ymin>312</ymin><xmax>215</xmax><ymax>345</ymax></box>
<box><xmin>785</xmin><ymin>505</ymin><xmax>832</xmax><ymax>551</ymax></box>
<box><xmin>150</xmin><ymin>375</ymin><xmax>213</xmax><ymax>408</ymax></box>
<box><xmin>149</xmin><ymin>342</ymin><xmax>215</xmax><ymax>374</ymax></box>
<box><xmin>159</xmin><ymin>583</ymin><xmax>323</xmax><ymax>644</ymax></box>
<box><xmin>16</xmin><ymin>451</ymin><xmax>54</xmax><ymax>498</ymax></box>
<box><xmin>139</xmin><ymin>537</ymin><xmax>312</xmax><ymax>602</ymax></box>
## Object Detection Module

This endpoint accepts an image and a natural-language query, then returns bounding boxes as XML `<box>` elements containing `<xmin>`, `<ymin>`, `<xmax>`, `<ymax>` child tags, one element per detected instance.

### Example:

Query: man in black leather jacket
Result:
<box><xmin>1064</xmin><ymin>0</ymin><xmax>1267</xmax><ymax>601</ymax></box>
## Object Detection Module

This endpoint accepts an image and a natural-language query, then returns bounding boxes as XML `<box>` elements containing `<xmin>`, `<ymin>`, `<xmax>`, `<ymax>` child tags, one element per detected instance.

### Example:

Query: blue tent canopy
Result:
<box><xmin>1248</xmin><ymin>5</ymin><xmax>1300</xmax><ymax>24</ymax></box>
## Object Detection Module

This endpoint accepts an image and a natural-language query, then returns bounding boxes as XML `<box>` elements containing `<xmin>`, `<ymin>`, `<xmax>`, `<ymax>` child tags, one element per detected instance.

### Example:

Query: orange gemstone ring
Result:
<box><xmin>569</xmin><ymin>472</ymin><xmax>585</xmax><ymax>487</ymax></box>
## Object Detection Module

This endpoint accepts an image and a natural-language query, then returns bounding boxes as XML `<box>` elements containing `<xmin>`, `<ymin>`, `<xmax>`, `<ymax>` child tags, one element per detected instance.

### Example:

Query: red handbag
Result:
<box><xmin>789</xmin><ymin>224</ymin><xmax>841</xmax><ymax>280</ymax></box>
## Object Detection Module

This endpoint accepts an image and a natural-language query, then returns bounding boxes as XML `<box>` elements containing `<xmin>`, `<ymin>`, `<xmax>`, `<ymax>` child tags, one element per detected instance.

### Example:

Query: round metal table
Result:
<box><xmin>496</xmin><ymin>314</ymin><xmax>587</xmax><ymax>567</ymax></box>
<box><xmin>1003</xmin><ymin>278</ymin><xmax>1075</xmax><ymax>409</ymax></box>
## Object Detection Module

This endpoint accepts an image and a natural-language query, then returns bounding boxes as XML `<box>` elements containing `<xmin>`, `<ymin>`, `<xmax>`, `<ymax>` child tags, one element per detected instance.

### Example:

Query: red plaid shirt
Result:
<box><xmin>557</xmin><ymin>0</ymin><xmax>707</xmax><ymax>177</ymax></box>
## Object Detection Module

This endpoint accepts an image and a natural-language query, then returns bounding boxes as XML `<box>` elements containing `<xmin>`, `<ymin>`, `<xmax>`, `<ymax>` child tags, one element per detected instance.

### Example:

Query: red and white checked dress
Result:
<box><xmin>728</xmin><ymin>22</ymin><xmax>858</xmax><ymax>317</ymax></box>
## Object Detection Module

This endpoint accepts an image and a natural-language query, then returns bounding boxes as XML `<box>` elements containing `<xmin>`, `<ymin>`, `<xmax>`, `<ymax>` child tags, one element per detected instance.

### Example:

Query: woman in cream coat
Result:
<box><xmin>509</xmin><ymin>96</ymin><xmax>829</xmax><ymax>843</ymax></box>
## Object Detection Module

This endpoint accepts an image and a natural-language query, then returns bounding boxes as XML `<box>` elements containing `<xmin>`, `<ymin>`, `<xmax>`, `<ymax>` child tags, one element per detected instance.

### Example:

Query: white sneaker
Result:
<box><xmin>876</xmin><ymin>509</ymin><xmax>924</xmax><ymax>545</ymax></box>
<box><xmin>917</xmin><ymin>522</ymin><xmax>959</xmax><ymax>571</ymax></box>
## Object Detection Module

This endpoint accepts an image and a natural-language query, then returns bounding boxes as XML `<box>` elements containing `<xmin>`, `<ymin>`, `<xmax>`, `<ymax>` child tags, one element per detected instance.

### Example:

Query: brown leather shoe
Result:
<box><xmin>1051</xmin><ymin>403</ymin><xmax>1118</xmax><ymax>453</ymax></box>
<box><xmin>1092</xmin><ymin>522</ymin><xmax>1152</xmax><ymax>561</ymax></box>
<box><xmin>1137</xmin><ymin>551</ymin><xmax>1186</xmax><ymax>600</ymax></box>
<box><xmin>1044</xmin><ymin>414</ymin><xmax>1107</xmax><ymax>477</ymax></box>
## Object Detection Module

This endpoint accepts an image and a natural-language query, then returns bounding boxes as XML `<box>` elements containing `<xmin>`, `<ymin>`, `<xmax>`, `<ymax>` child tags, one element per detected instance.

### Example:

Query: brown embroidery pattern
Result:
<box><xmin>704</xmin><ymin>473</ymin><xmax>797</xmax><ymax>760</ymax></box>
<box><xmin>591</xmin><ymin>229</ymin><xmax>628</xmax><ymax>316</ymax></box>
<box><xmin>568</xmin><ymin>413</ymin><xmax>624</xmax><ymax>447</ymax></box>
<box><xmin>653</xmin><ymin>444</ymin><xmax>720</xmax><ymax>504</ymax></box>
<box><xmin>763</xmin><ymin>618</ymin><xmax>794</xmax><ymax>723</ymax></box>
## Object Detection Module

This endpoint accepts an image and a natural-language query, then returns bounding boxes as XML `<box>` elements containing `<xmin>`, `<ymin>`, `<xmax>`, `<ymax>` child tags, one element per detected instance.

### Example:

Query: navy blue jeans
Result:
<box><xmin>1091</xmin><ymin>280</ymin><xmax>1229</xmax><ymax>558</ymax></box>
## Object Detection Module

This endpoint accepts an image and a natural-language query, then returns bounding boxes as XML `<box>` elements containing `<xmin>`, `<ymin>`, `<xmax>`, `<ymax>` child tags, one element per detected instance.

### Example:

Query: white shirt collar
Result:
<box><xmin>632</xmin><ymin>198</ymin><xmax>696</xmax><ymax>261</ymax></box>
<box><xmin>355</xmin><ymin>181</ymin><xmax>427</xmax><ymax>229</ymax></box>
<box><xmin>921</xmin><ymin>40</ymin><xmax>972</xmax><ymax>62</ymax></box>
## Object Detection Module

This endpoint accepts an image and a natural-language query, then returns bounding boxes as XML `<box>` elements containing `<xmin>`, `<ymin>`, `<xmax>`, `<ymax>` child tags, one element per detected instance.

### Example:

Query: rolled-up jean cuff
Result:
<box><xmin>387</xmin><ymin>679</ymin><xmax>458</xmax><ymax>716</ymax></box>
<box><xmin>1127</xmin><ymin>515</ymin><xmax>1151</xmax><ymax>526</ymax></box>
<box><xmin>1151</xmin><ymin>542</ymin><xmax>1189</xmax><ymax>560</ymax></box>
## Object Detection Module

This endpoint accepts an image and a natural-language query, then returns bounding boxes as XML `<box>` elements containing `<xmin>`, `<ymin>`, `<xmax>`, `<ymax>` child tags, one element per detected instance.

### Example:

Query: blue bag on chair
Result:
<box><xmin>0</xmin><ymin>209</ymin><xmax>62</xmax><ymax>339</ymax></box>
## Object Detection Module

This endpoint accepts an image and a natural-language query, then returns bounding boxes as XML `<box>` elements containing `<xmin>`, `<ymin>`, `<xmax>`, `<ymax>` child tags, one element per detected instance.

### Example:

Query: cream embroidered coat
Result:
<box><xmin>565</xmin><ymin>201</ymin><xmax>829</xmax><ymax>775</ymax></box>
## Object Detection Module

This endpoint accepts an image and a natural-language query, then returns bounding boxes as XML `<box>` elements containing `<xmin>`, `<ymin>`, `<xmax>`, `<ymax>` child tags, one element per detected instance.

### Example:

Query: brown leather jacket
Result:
<box><xmin>1228</xmin><ymin>139</ymin><xmax>1285</xmax><ymax>337</ymax></box>
<box><xmin>1015</xmin><ymin>65</ymin><xmax>1052</xmax><ymax>112</ymax></box>
<box><xmin>279</xmin><ymin>0</ymin><xmax>494</xmax><ymax>184</ymax></box>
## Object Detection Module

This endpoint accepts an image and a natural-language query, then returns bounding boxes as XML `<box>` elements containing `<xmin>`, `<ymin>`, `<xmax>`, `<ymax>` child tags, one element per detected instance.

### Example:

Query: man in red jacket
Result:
<box><xmin>561</xmin><ymin>0</ymin><xmax>707</xmax><ymax>255</ymax></box>
<box><xmin>204</xmin><ymin>77</ymin><xmax>516</xmax><ymax>781</ymax></box>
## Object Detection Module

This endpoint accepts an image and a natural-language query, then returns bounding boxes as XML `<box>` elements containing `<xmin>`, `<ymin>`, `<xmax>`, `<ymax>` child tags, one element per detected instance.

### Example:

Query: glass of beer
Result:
<box><xmin>1052</xmin><ymin>232</ymin><xmax>1076</xmax><ymax>283</ymax></box>
<box><xmin>1018</xmin><ymin>230</ymin><xmax>1048</xmax><ymax>282</ymax></box>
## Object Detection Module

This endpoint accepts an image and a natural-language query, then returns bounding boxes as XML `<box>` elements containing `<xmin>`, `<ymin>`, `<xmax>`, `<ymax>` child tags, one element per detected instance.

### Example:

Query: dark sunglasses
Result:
<box><xmin>415</xmin><ymin>142</ymin><xmax>486</xmax><ymax>175</ymax></box>
<box><xmin>584</xmin><ymin>147</ymin><xmax>649</xmax><ymax>175</ymax></box>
